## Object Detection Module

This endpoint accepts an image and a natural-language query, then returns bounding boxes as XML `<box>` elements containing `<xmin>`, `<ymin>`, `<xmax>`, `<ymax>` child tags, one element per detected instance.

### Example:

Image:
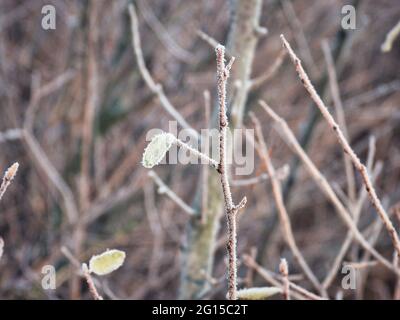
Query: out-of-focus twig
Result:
<box><xmin>322</xmin><ymin>39</ymin><xmax>356</xmax><ymax>203</ymax></box>
<box><xmin>201</xmin><ymin>90</ymin><xmax>211</xmax><ymax>224</ymax></box>
<box><xmin>243</xmin><ymin>254</ymin><xmax>326</xmax><ymax>300</ymax></box>
<box><xmin>128</xmin><ymin>4</ymin><xmax>199</xmax><ymax>140</ymax></box>
<box><xmin>148</xmin><ymin>170</ymin><xmax>196</xmax><ymax>216</ymax></box>
<box><xmin>22</xmin><ymin>131</ymin><xmax>78</xmax><ymax>225</ymax></box>
<box><xmin>323</xmin><ymin>139</ymin><xmax>380</xmax><ymax>289</ymax></box>
<box><xmin>250</xmin><ymin>112</ymin><xmax>326</xmax><ymax>297</ymax></box>
<box><xmin>196</xmin><ymin>30</ymin><xmax>232</xmax><ymax>59</ymax></box>
<box><xmin>281</xmin><ymin>0</ymin><xmax>317</xmax><ymax>77</ymax></box>
<box><xmin>137</xmin><ymin>0</ymin><xmax>195</xmax><ymax>63</ymax></box>
<box><xmin>381</xmin><ymin>20</ymin><xmax>400</xmax><ymax>52</ymax></box>
<box><xmin>0</xmin><ymin>162</ymin><xmax>19</xmax><ymax>201</ymax></box>
<box><xmin>0</xmin><ymin>237</ymin><xmax>4</xmax><ymax>262</ymax></box>
<box><xmin>279</xmin><ymin>258</ymin><xmax>290</xmax><ymax>300</ymax></box>
<box><xmin>231</xmin><ymin>164</ymin><xmax>289</xmax><ymax>187</ymax></box>
<box><xmin>248</xmin><ymin>49</ymin><xmax>286</xmax><ymax>91</ymax></box>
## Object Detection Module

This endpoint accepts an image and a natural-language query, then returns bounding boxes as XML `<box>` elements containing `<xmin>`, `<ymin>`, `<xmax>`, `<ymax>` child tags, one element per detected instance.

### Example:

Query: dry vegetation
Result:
<box><xmin>0</xmin><ymin>0</ymin><xmax>400</xmax><ymax>300</ymax></box>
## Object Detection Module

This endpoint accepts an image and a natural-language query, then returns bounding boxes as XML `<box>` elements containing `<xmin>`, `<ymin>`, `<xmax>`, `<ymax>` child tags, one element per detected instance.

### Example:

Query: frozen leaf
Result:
<box><xmin>236</xmin><ymin>287</ymin><xmax>282</xmax><ymax>300</ymax></box>
<box><xmin>89</xmin><ymin>249</ymin><xmax>126</xmax><ymax>276</ymax></box>
<box><xmin>142</xmin><ymin>133</ymin><xmax>175</xmax><ymax>168</ymax></box>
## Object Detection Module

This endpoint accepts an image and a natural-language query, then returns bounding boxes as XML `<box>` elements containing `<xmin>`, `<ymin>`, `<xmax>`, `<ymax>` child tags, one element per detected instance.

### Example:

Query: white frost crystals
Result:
<box><xmin>142</xmin><ymin>132</ymin><xmax>175</xmax><ymax>168</ymax></box>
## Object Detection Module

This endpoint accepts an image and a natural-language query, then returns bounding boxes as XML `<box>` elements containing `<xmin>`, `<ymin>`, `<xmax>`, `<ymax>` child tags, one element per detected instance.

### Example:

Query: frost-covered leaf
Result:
<box><xmin>142</xmin><ymin>133</ymin><xmax>175</xmax><ymax>168</ymax></box>
<box><xmin>237</xmin><ymin>287</ymin><xmax>281</xmax><ymax>300</ymax></box>
<box><xmin>89</xmin><ymin>249</ymin><xmax>126</xmax><ymax>276</ymax></box>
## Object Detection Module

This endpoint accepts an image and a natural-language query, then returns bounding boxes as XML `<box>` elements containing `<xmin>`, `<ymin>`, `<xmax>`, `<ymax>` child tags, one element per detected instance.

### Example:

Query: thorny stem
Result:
<box><xmin>215</xmin><ymin>45</ymin><xmax>246</xmax><ymax>300</ymax></box>
<box><xmin>281</xmin><ymin>34</ymin><xmax>400</xmax><ymax>259</ymax></box>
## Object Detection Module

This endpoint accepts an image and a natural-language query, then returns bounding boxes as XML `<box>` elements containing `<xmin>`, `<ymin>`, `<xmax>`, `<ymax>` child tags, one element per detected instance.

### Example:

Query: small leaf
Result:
<box><xmin>89</xmin><ymin>249</ymin><xmax>126</xmax><ymax>276</ymax></box>
<box><xmin>237</xmin><ymin>287</ymin><xmax>282</xmax><ymax>300</ymax></box>
<box><xmin>142</xmin><ymin>133</ymin><xmax>175</xmax><ymax>168</ymax></box>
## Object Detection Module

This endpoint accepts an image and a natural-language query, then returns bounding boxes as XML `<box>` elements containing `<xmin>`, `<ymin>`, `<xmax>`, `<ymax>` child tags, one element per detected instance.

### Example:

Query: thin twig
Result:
<box><xmin>279</xmin><ymin>258</ymin><xmax>290</xmax><ymax>300</ymax></box>
<box><xmin>322</xmin><ymin>39</ymin><xmax>356</xmax><ymax>203</ymax></box>
<box><xmin>82</xmin><ymin>263</ymin><xmax>103</xmax><ymax>300</ymax></box>
<box><xmin>22</xmin><ymin>130</ymin><xmax>79</xmax><ymax>225</ymax></box>
<box><xmin>231</xmin><ymin>164</ymin><xmax>289</xmax><ymax>187</ymax></box>
<box><xmin>137</xmin><ymin>0</ymin><xmax>195</xmax><ymax>63</ymax></box>
<box><xmin>243</xmin><ymin>254</ymin><xmax>326</xmax><ymax>300</ymax></box>
<box><xmin>260</xmin><ymin>101</ymin><xmax>400</xmax><ymax>277</ymax></box>
<box><xmin>196</xmin><ymin>30</ymin><xmax>232</xmax><ymax>59</ymax></box>
<box><xmin>281</xmin><ymin>34</ymin><xmax>400</xmax><ymax>258</ymax></box>
<box><xmin>215</xmin><ymin>45</ymin><xmax>246</xmax><ymax>300</ymax></box>
<box><xmin>0</xmin><ymin>237</ymin><xmax>4</xmax><ymax>262</ymax></box>
<box><xmin>281</xmin><ymin>0</ymin><xmax>317</xmax><ymax>77</ymax></box>
<box><xmin>0</xmin><ymin>162</ymin><xmax>19</xmax><ymax>201</ymax></box>
<box><xmin>322</xmin><ymin>142</ymin><xmax>381</xmax><ymax>289</ymax></box>
<box><xmin>174</xmin><ymin>137</ymin><xmax>218</xmax><ymax>169</ymax></box>
<box><xmin>80</xmin><ymin>2</ymin><xmax>100</xmax><ymax>213</ymax></box>
<box><xmin>250</xmin><ymin>112</ymin><xmax>326</xmax><ymax>297</ymax></box>
<box><xmin>144</xmin><ymin>182</ymin><xmax>164</xmax><ymax>284</ymax></box>
<box><xmin>201</xmin><ymin>90</ymin><xmax>211</xmax><ymax>224</ymax></box>
<box><xmin>148</xmin><ymin>170</ymin><xmax>196</xmax><ymax>216</ymax></box>
<box><xmin>24</xmin><ymin>70</ymin><xmax>76</xmax><ymax>132</ymax></box>
<box><xmin>381</xmin><ymin>20</ymin><xmax>400</xmax><ymax>52</ymax></box>
<box><xmin>128</xmin><ymin>4</ymin><xmax>199</xmax><ymax>140</ymax></box>
<box><xmin>248</xmin><ymin>49</ymin><xmax>286</xmax><ymax>90</ymax></box>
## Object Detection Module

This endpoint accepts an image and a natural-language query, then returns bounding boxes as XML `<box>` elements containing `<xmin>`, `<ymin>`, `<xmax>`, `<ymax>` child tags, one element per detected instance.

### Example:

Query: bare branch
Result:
<box><xmin>201</xmin><ymin>91</ymin><xmax>211</xmax><ymax>224</ymax></box>
<box><xmin>22</xmin><ymin>131</ymin><xmax>79</xmax><ymax>225</ymax></box>
<box><xmin>148</xmin><ymin>170</ymin><xmax>196</xmax><ymax>216</ymax></box>
<box><xmin>260</xmin><ymin>100</ymin><xmax>400</xmax><ymax>277</ymax></box>
<box><xmin>250</xmin><ymin>112</ymin><xmax>326</xmax><ymax>297</ymax></box>
<box><xmin>231</xmin><ymin>164</ymin><xmax>289</xmax><ymax>187</ymax></box>
<box><xmin>322</xmin><ymin>39</ymin><xmax>356</xmax><ymax>203</ymax></box>
<box><xmin>249</xmin><ymin>49</ymin><xmax>286</xmax><ymax>91</ymax></box>
<box><xmin>128</xmin><ymin>4</ymin><xmax>199</xmax><ymax>140</ymax></box>
<box><xmin>215</xmin><ymin>44</ymin><xmax>246</xmax><ymax>300</ymax></box>
<box><xmin>174</xmin><ymin>137</ymin><xmax>218</xmax><ymax>169</ymax></box>
<box><xmin>137</xmin><ymin>0</ymin><xmax>195</xmax><ymax>63</ymax></box>
<box><xmin>281</xmin><ymin>34</ymin><xmax>400</xmax><ymax>258</ymax></box>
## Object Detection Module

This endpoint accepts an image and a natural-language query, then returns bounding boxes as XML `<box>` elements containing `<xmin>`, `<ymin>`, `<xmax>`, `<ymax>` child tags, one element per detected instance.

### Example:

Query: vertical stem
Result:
<box><xmin>216</xmin><ymin>45</ymin><xmax>239</xmax><ymax>300</ymax></box>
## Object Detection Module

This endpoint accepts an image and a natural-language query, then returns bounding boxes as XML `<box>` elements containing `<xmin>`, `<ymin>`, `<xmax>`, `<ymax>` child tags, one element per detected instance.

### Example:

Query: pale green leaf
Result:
<box><xmin>89</xmin><ymin>249</ymin><xmax>126</xmax><ymax>276</ymax></box>
<box><xmin>237</xmin><ymin>287</ymin><xmax>282</xmax><ymax>300</ymax></box>
<box><xmin>142</xmin><ymin>133</ymin><xmax>175</xmax><ymax>168</ymax></box>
